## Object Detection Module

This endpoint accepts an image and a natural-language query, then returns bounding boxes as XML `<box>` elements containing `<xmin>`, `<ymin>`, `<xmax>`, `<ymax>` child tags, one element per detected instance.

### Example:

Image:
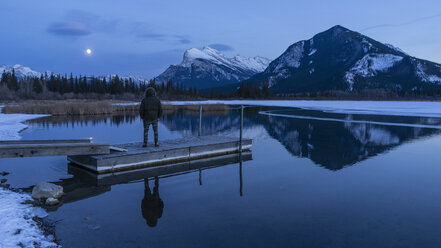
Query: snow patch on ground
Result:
<box><xmin>112</xmin><ymin>102</ymin><xmax>140</xmax><ymax>106</ymax></box>
<box><xmin>0</xmin><ymin>107</ymin><xmax>56</xmax><ymax>247</ymax></box>
<box><xmin>0</xmin><ymin>188</ymin><xmax>58</xmax><ymax>248</ymax></box>
<box><xmin>308</xmin><ymin>49</ymin><xmax>317</xmax><ymax>56</ymax></box>
<box><xmin>0</xmin><ymin>107</ymin><xmax>48</xmax><ymax>140</ymax></box>
<box><xmin>165</xmin><ymin>100</ymin><xmax>441</xmax><ymax>118</ymax></box>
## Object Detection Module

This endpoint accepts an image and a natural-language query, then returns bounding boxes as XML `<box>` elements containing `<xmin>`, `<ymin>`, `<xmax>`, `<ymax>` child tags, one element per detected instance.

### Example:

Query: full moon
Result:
<box><xmin>86</xmin><ymin>49</ymin><xmax>92</xmax><ymax>55</ymax></box>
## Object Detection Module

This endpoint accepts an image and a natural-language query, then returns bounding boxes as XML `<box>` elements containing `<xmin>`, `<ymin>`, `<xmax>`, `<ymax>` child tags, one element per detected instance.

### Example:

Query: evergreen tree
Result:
<box><xmin>69</xmin><ymin>73</ymin><xmax>74</xmax><ymax>92</ymax></box>
<box><xmin>261</xmin><ymin>82</ymin><xmax>270</xmax><ymax>98</ymax></box>
<box><xmin>32</xmin><ymin>77</ymin><xmax>43</xmax><ymax>94</ymax></box>
<box><xmin>101</xmin><ymin>77</ymin><xmax>107</xmax><ymax>94</ymax></box>
<box><xmin>10</xmin><ymin>68</ymin><xmax>19</xmax><ymax>90</ymax></box>
<box><xmin>0</xmin><ymin>71</ymin><xmax>9</xmax><ymax>87</ymax></box>
<box><xmin>74</xmin><ymin>76</ymin><xmax>79</xmax><ymax>94</ymax></box>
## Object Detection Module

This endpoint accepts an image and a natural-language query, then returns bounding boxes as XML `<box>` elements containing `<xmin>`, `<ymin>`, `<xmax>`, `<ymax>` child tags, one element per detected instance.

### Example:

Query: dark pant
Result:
<box><xmin>143</xmin><ymin>120</ymin><xmax>158</xmax><ymax>145</ymax></box>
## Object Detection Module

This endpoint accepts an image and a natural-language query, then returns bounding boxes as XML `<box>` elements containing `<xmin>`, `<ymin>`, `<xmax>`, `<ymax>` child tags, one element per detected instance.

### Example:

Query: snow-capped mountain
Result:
<box><xmin>0</xmin><ymin>64</ymin><xmax>42</xmax><ymax>79</ymax></box>
<box><xmin>248</xmin><ymin>25</ymin><xmax>441</xmax><ymax>93</ymax></box>
<box><xmin>0</xmin><ymin>64</ymin><xmax>148</xmax><ymax>84</ymax></box>
<box><xmin>156</xmin><ymin>46</ymin><xmax>271</xmax><ymax>89</ymax></box>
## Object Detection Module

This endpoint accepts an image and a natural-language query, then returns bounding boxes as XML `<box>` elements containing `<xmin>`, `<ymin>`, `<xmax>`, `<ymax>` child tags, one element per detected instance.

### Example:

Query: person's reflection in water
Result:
<box><xmin>141</xmin><ymin>177</ymin><xmax>164</xmax><ymax>227</ymax></box>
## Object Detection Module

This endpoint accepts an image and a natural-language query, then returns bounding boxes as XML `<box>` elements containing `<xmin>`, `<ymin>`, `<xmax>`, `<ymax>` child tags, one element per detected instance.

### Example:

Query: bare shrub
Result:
<box><xmin>0</xmin><ymin>86</ymin><xmax>19</xmax><ymax>101</ymax></box>
<box><xmin>162</xmin><ymin>104</ymin><xmax>230</xmax><ymax>115</ymax></box>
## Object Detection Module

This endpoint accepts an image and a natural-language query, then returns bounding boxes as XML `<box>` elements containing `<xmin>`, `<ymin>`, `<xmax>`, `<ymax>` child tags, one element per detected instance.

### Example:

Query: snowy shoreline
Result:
<box><xmin>0</xmin><ymin>107</ymin><xmax>57</xmax><ymax>248</ymax></box>
<box><xmin>117</xmin><ymin>100</ymin><xmax>441</xmax><ymax>118</ymax></box>
<box><xmin>0</xmin><ymin>187</ymin><xmax>58</xmax><ymax>248</ymax></box>
<box><xmin>0</xmin><ymin>106</ymin><xmax>49</xmax><ymax>140</ymax></box>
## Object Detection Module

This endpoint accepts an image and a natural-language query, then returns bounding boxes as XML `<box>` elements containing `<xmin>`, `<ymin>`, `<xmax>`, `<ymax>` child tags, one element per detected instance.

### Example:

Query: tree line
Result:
<box><xmin>5</xmin><ymin>68</ymin><xmax>436</xmax><ymax>100</ymax></box>
<box><xmin>0</xmin><ymin>69</ymin><xmax>147</xmax><ymax>95</ymax></box>
<box><xmin>0</xmin><ymin>69</ymin><xmax>272</xmax><ymax>100</ymax></box>
<box><xmin>0</xmin><ymin>69</ymin><xmax>285</xmax><ymax>100</ymax></box>
<box><xmin>0</xmin><ymin>69</ymin><xmax>201</xmax><ymax>100</ymax></box>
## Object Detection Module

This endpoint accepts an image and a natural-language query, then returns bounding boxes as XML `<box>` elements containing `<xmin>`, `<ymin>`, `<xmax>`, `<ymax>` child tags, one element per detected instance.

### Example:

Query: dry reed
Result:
<box><xmin>2</xmin><ymin>100</ymin><xmax>230</xmax><ymax>116</ymax></box>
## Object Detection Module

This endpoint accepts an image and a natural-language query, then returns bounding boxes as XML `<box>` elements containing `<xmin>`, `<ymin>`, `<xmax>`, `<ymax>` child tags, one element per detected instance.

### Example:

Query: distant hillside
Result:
<box><xmin>155</xmin><ymin>46</ymin><xmax>270</xmax><ymax>89</ymax></box>
<box><xmin>0</xmin><ymin>64</ymin><xmax>148</xmax><ymax>84</ymax></box>
<box><xmin>247</xmin><ymin>25</ymin><xmax>441</xmax><ymax>94</ymax></box>
<box><xmin>0</xmin><ymin>64</ymin><xmax>46</xmax><ymax>79</ymax></box>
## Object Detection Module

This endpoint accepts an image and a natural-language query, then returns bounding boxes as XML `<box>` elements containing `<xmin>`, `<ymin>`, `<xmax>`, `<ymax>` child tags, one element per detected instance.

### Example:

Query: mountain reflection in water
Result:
<box><xmin>29</xmin><ymin>106</ymin><xmax>441</xmax><ymax>171</ymax></box>
<box><xmin>14</xmin><ymin>105</ymin><xmax>441</xmax><ymax>248</ymax></box>
<box><xmin>160</xmin><ymin>106</ymin><xmax>441</xmax><ymax>171</ymax></box>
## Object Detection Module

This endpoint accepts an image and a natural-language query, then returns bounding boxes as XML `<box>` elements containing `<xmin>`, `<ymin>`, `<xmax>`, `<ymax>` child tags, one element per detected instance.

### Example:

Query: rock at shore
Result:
<box><xmin>45</xmin><ymin>197</ymin><xmax>60</xmax><ymax>206</ymax></box>
<box><xmin>31</xmin><ymin>182</ymin><xmax>64</xmax><ymax>200</ymax></box>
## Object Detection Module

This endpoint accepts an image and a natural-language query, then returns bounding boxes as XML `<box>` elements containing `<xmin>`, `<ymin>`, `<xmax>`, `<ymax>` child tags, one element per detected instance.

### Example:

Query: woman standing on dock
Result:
<box><xmin>139</xmin><ymin>87</ymin><xmax>163</xmax><ymax>147</ymax></box>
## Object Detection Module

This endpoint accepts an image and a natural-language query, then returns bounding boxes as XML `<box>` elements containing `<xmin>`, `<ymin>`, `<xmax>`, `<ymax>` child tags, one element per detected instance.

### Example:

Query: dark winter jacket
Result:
<box><xmin>139</xmin><ymin>87</ymin><xmax>163</xmax><ymax>122</ymax></box>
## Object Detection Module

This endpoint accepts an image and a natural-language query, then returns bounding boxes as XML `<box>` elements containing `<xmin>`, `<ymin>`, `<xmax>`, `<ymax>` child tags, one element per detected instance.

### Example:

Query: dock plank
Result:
<box><xmin>0</xmin><ymin>143</ymin><xmax>109</xmax><ymax>158</ymax></box>
<box><xmin>0</xmin><ymin>139</ymin><xmax>92</xmax><ymax>144</ymax></box>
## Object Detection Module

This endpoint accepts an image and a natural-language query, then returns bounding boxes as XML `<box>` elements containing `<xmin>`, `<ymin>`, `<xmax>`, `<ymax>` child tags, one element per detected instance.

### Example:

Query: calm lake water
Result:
<box><xmin>3</xmin><ymin>106</ymin><xmax>441</xmax><ymax>248</ymax></box>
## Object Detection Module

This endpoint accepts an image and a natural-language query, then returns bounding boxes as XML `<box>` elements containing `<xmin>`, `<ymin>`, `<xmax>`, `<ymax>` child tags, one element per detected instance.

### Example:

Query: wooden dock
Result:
<box><xmin>0</xmin><ymin>139</ymin><xmax>110</xmax><ymax>158</ymax></box>
<box><xmin>68</xmin><ymin>151</ymin><xmax>252</xmax><ymax>186</ymax></box>
<box><xmin>68</xmin><ymin>136</ymin><xmax>252</xmax><ymax>173</ymax></box>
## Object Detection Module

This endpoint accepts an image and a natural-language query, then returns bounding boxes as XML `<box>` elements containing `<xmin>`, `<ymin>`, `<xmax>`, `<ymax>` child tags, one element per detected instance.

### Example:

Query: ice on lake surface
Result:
<box><xmin>2</xmin><ymin>104</ymin><xmax>441</xmax><ymax>247</ymax></box>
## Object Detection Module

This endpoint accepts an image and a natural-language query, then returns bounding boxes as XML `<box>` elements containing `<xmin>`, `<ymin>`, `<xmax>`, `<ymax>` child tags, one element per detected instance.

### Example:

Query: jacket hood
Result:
<box><xmin>145</xmin><ymin>87</ymin><xmax>156</xmax><ymax>97</ymax></box>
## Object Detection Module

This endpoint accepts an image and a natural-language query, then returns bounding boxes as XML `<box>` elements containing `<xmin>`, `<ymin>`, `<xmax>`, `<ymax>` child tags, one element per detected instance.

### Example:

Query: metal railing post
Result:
<box><xmin>239</xmin><ymin>105</ymin><xmax>244</xmax><ymax>153</ymax></box>
<box><xmin>239</xmin><ymin>105</ymin><xmax>244</xmax><ymax>196</ymax></box>
<box><xmin>198</xmin><ymin>105</ymin><xmax>202</xmax><ymax>136</ymax></box>
<box><xmin>239</xmin><ymin>153</ymin><xmax>243</xmax><ymax>197</ymax></box>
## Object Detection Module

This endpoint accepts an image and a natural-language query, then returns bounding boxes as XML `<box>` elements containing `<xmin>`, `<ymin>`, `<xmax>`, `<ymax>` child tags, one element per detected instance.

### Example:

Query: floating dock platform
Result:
<box><xmin>67</xmin><ymin>151</ymin><xmax>252</xmax><ymax>187</ymax></box>
<box><xmin>67</xmin><ymin>136</ymin><xmax>252</xmax><ymax>173</ymax></box>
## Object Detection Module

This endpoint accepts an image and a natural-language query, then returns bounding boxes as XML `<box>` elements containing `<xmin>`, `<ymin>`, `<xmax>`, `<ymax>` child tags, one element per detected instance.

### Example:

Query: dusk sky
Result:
<box><xmin>1</xmin><ymin>0</ymin><xmax>441</xmax><ymax>78</ymax></box>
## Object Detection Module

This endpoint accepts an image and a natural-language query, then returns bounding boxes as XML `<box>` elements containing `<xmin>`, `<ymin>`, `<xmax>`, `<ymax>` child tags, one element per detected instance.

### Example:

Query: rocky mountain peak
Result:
<box><xmin>156</xmin><ymin>46</ymin><xmax>271</xmax><ymax>89</ymax></box>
